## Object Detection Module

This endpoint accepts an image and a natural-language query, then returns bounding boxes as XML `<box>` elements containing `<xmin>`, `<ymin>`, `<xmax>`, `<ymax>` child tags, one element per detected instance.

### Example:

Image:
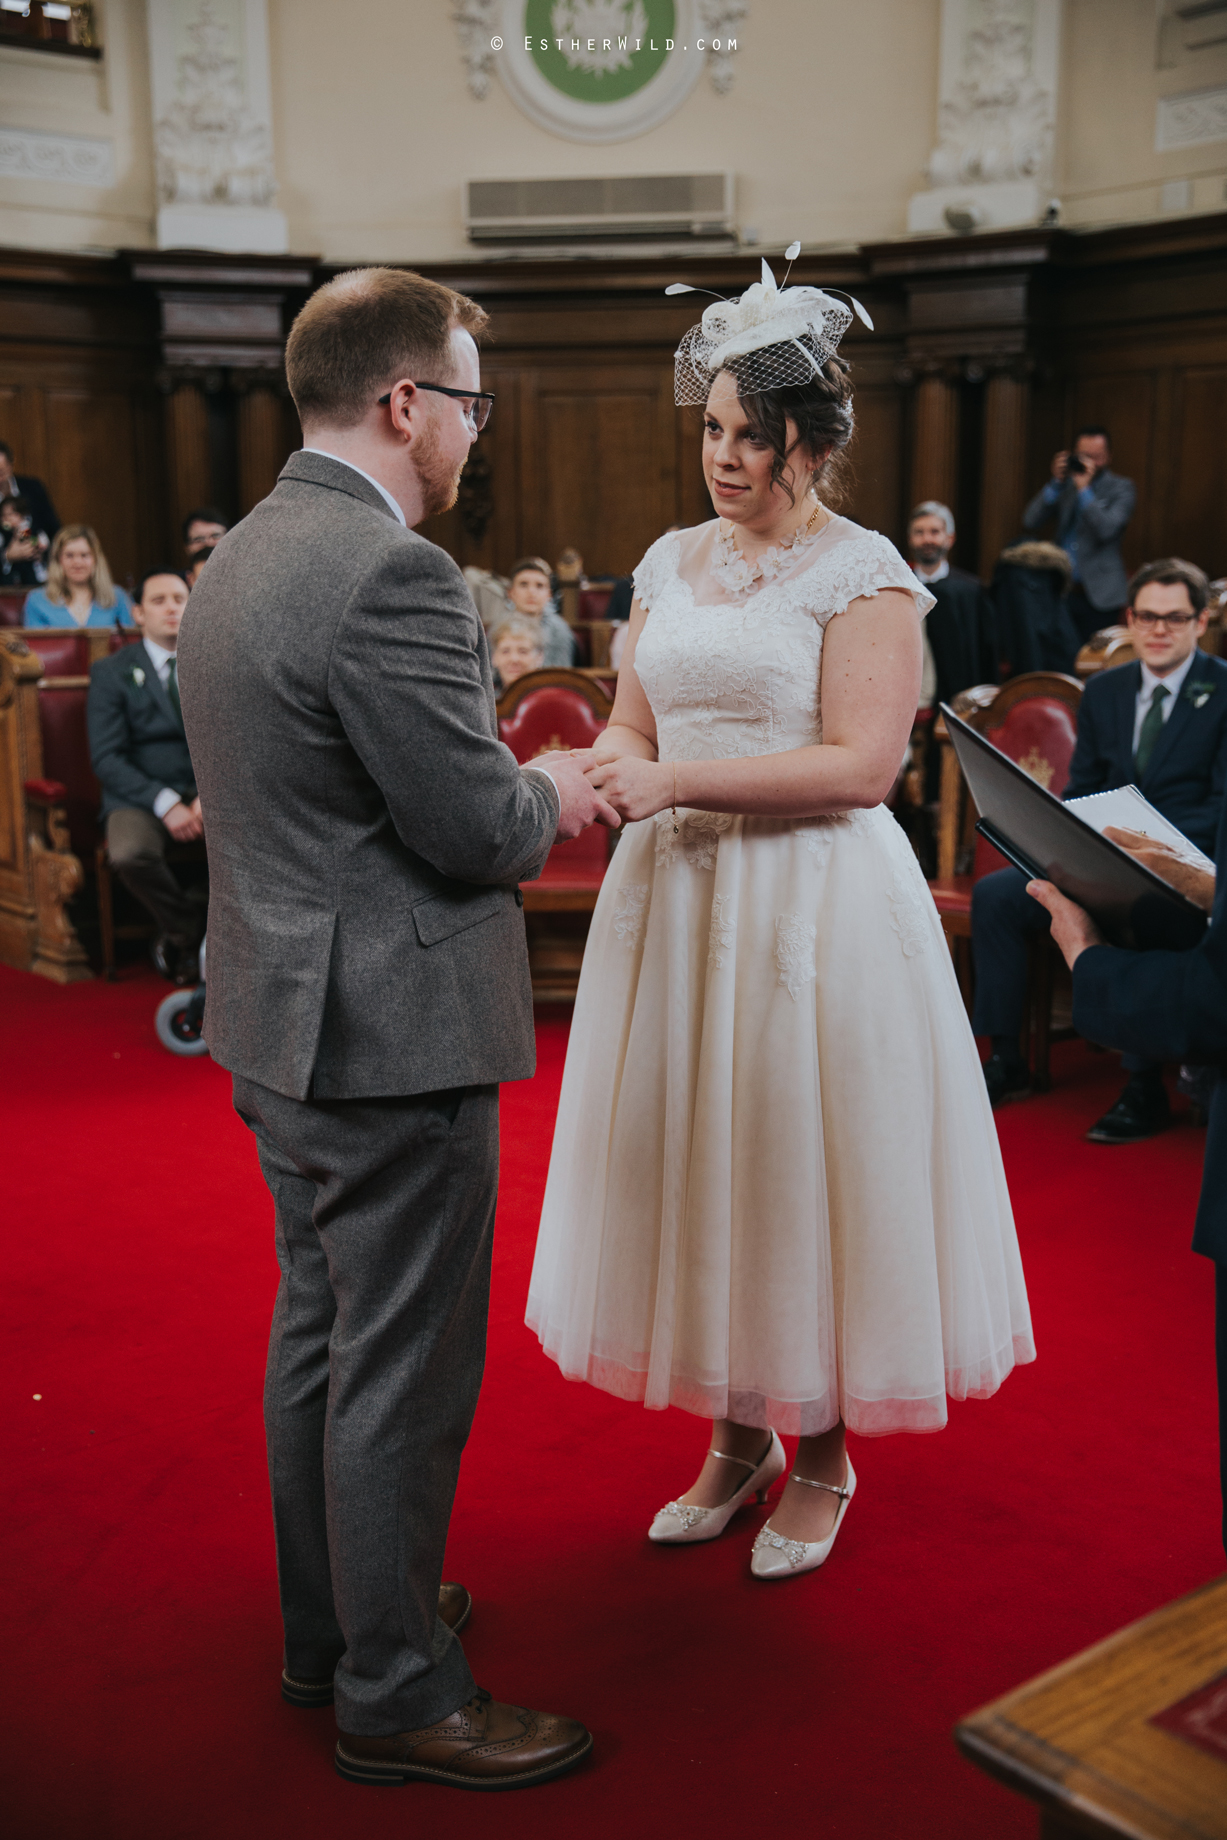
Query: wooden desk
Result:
<box><xmin>956</xmin><ymin>1575</ymin><xmax>1227</xmax><ymax>1838</ymax></box>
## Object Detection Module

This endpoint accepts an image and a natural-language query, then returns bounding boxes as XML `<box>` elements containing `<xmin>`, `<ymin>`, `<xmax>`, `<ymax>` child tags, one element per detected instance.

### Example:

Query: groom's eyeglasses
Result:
<box><xmin>378</xmin><ymin>383</ymin><xmax>495</xmax><ymax>432</ymax></box>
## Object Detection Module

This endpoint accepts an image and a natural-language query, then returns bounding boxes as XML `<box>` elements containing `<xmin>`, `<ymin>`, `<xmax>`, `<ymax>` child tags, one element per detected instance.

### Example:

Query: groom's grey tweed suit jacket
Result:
<box><xmin>178</xmin><ymin>450</ymin><xmax>558</xmax><ymax>1101</ymax></box>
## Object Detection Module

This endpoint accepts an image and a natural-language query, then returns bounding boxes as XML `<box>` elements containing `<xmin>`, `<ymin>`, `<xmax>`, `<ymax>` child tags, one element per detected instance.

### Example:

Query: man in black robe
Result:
<box><xmin>908</xmin><ymin>501</ymin><xmax>998</xmax><ymax>708</ymax></box>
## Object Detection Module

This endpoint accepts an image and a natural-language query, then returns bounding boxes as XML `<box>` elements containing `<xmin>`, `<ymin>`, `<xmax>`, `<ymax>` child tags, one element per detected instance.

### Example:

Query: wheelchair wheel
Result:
<box><xmin>155</xmin><ymin>987</ymin><xmax>208</xmax><ymax>1056</ymax></box>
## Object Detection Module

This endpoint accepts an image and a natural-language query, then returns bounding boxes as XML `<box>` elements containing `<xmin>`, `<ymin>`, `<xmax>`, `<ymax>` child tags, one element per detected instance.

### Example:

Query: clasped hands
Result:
<box><xmin>535</xmin><ymin>747</ymin><xmax>672</xmax><ymax>833</ymax></box>
<box><xmin>163</xmin><ymin>795</ymin><xmax>204</xmax><ymax>842</ymax></box>
<box><xmin>1028</xmin><ymin>826</ymin><xmax>1215</xmax><ymax>970</ymax></box>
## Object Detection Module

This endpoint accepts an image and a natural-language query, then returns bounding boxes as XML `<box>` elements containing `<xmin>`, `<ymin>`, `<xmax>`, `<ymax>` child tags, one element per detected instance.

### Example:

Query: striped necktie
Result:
<box><xmin>1134</xmin><ymin>681</ymin><xmax>1168</xmax><ymax>777</ymax></box>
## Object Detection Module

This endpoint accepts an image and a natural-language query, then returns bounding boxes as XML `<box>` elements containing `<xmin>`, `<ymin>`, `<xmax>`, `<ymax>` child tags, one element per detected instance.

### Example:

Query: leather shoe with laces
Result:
<box><xmin>982</xmin><ymin>1053</ymin><xmax>1030</xmax><ymax>1108</ymax></box>
<box><xmin>281</xmin><ymin>1582</ymin><xmax>472</xmax><ymax>1708</ymax></box>
<box><xmin>334</xmin><ymin>1689</ymin><xmax>593</xmax><ymax>1791</ymax></box>
<box><xmin>1085</xmin><ymin>1075</ymin><xmax>1171</xmax><ymax>1144</ymax></box>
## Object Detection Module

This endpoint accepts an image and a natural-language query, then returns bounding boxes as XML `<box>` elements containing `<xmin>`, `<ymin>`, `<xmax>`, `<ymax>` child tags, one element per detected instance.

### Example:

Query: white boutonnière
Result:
<box><xmin>130</xmin><ymin>666</ymin><xmax>145</xmax><ymax>687</ymax></box>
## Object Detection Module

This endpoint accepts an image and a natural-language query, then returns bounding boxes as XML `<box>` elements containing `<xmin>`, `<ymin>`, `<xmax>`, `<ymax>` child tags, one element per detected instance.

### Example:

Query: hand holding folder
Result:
<box><xmin>940</xmin><ymin>704</ymin><xmax>1210</xmax><ymax>953</ymax></box>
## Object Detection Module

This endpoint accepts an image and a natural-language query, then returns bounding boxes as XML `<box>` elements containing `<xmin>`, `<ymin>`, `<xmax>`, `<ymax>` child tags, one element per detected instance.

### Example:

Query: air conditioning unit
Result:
<box><xmin>464</xmin><ymin>173</ymin><xmax>735</xmax><ymax>245</ymax></box>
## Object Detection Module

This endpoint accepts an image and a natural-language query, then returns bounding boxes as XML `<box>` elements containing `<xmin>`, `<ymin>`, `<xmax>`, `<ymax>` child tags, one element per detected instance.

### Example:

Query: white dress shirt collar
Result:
<box><xmin>142</xmin><ymin>635</ymin><xmax>176</xmax><ymax>681</ymax></box>
<box><xmin>911</xmin><ymin>558</ymin><xmax>950</xmax><ymax>585</ymax></box>
<box><xmin>1140</xmin><ymin>648</ymin><xmax>1197</xmax><ymax>708</ymax></box>
<box><xmin>302</xmin><ymin>449</ymin><xmax>407</xmax><ymax>526</ymax></box>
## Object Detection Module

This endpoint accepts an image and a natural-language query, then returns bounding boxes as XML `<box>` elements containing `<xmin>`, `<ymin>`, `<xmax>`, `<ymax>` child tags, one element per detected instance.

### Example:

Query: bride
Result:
<box><xmin>526</xmin><ymin>254</ymin><xmax>1034</xmax><ymax>1579</ymax></box>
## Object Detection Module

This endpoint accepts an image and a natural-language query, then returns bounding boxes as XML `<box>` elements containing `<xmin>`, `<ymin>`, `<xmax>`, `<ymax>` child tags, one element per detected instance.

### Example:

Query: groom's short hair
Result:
<box><xmin>286</xmin><ymin>267</ymin><xmax>489</xmax><ymax>429</ymax></box>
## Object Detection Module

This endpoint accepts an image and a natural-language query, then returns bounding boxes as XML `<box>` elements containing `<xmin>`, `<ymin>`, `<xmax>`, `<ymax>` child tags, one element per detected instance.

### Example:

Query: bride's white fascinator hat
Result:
<box><xmin>667</xmin><ymin>244</ymin><xmax>873</xmax><ymax>407</ymax></box>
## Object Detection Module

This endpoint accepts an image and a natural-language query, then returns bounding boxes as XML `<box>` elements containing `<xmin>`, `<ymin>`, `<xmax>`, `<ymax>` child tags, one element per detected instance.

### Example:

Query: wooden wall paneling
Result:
<box><xmin>846</xmin><ymin>382</ymin><xmax>905</xmax><ymax>545</ymax></box>
<box><xmin>164</xmin><ymin>383</ymin><xmax>213</xmax><ymax>555</ymax></box>
<box><xmin>1164</xmin><ymin>365</ymin><xmax>1227</xmax><ymax>578</ymax></box>
<box><xmin>519</xmin><ymin>365</ymin><xmax>677</xmax><ymax>577</ymax></box>
<box><xmin>910</xmin><ymin>371</ymin><xmax>961</xmax><ymax>512</ymax></box>
<box><xmin>236</xmin><ymin>383</ymin><xmax>287</xmax><ymax>515</ymax></box>
<box><xmin>675</xmin><ymin>404</ymin><xmax>711</xmax><ymax>532</ymax></box>
<box><xmin>979</xmin><ymin>370</ymin><xmax>1030</xmax><ymax>573</ymax></box>
<box><xmin>43</xmin><ymin>388</ymin><xmax>145</xmax><ymax>584</ymax></box>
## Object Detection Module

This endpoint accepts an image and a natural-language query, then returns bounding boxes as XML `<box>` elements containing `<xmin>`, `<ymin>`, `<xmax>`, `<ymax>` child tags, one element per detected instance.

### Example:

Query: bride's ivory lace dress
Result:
<box><xmin>526</xmin><ymin>515</ymin><xmax>1035</xmax><ymax>1436</ymax></box>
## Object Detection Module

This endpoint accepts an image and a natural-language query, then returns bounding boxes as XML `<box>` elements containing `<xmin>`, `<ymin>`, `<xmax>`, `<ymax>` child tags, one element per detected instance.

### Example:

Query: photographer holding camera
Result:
<box><xmin>0</xmin><ymin>494</ymin><xmax>50</xmax><ymax>585</ymax></box>
<box><xmin>1022</xmin><ymin>425</ymin><xmax>1135</xmax><ymax>643</ymax></box>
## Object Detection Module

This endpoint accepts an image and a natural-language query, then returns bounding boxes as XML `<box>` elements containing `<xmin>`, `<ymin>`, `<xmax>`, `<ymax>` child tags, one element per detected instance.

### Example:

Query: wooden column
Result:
<box><xmin>163</xmin><ymin>380</ymin><xmax>212</xmax><ymax>554</ymax></box>
<box><xmin>910</xmin><ymin>369</ymin><xmax>960</xmax><ymax>511</ymax></box>
<box><xmin>979</xmin><ymin>367</ymin><xmax>1030</xmax><ymax>578</ymax></box>
<box><xmin>237</xmin><ymin>381</ymin><xmax>285</xmax><ymax>514</ymax></box>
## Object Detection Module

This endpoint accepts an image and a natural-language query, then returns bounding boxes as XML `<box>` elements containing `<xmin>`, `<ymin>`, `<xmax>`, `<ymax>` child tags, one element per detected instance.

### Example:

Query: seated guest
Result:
<box><xmin>1022</xmin><ymin>425</ymin><xmax>1135</xmax><ymax>642</ymax></box>
<box><xmin>991</xmin><ymin>539</ymin><xmax>1081</xmax><ymax>677</ymax></box>
<box><xmin>1029</xmin><ymin>826</ymin><xmax>1226</xmax><ymax>1554</ymax></box>
<box><xmin>87</xmin><ymin>569</ymin><xmax>205</xmax><ymax>984</ymax></box>
<box><xmin>25</xmin><ymin>525</ymin><xmax>134</xmax><ymax>627</ymax></box>
<box><xmin>0</xmin><ymin>438</ymin><xmax>59</xmax><ymax>541</ymax></box>
<box><xmin>1</xmin><ymin>495</ymin><xmax>50</xmax><ymax>585</ymax></box>
<box><xmin>184</xmin><ymin>549</ymin><xmax>212</xmax><ymax>590</ymax></box>
<box><xmin>908</xmin><ymin>500</ymin><xmax>998</xmax><ymax>708</ymax></box>
<box><xmin>508</xmin><ymin>555</ymin><xmax>578</xmax><ymax>667</ymax></box>
<box><xmin>491</xmin><ymin>617</ymin><xmax>545</xmax><ymax>695</ymax></box>
<box><xmin>182</xmin><ymin>506</ymin><xmax>228</xmax><ymax>558</ymax></box>
<box><xmin>972</xmin><ymin>557</ymin><xmax>1227</xmax><ymax>1139</ymax></box>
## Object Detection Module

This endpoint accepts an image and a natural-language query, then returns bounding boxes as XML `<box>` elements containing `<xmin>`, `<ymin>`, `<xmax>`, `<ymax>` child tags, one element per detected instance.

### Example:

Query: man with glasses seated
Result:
<box><xmin>972</xmin><ymin>557</ymin><xmax>1227</xmax><ymax>1139</ymax></box>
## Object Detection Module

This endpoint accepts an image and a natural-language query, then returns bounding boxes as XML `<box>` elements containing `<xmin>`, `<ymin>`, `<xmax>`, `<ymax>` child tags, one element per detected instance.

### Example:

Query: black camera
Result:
<box><xmin>1067</xmin><ymin>453</ymin><xmax>1089</xmax><ymax>477</ymax></box>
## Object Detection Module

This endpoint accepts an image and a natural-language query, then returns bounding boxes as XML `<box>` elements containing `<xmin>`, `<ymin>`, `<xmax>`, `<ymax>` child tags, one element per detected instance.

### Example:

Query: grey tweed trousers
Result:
<box><xmin>232</xmin><ymin>1074</ymin><xmax>499</xmax><ymax>1736</ymax></box>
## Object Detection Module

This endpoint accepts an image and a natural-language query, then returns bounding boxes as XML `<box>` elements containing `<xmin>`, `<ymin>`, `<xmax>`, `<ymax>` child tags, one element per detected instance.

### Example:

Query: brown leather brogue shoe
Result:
<box><xmin>281</xmin><ymin>1582</ymin><xmax>473</xmax><ymax>1707</ymax></box>
<box><xmin>334</xmin><ymin>1689</ymin><xmax>592</xmax><ymax>1790</ymax></box>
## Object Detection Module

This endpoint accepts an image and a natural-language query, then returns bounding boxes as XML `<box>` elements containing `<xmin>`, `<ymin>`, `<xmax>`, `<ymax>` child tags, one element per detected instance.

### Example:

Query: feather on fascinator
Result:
<box><xmin>666</xmin><ymin>244</ymin><xmax>873</xmax><ymax>408</ymax></box>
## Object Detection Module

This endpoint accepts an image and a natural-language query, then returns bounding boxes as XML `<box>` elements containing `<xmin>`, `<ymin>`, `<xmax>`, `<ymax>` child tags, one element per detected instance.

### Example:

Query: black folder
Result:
<box><xmin>940</xmin><ymin>703</ymin><xmax>1208</xmax><ymax>951</ymax></box>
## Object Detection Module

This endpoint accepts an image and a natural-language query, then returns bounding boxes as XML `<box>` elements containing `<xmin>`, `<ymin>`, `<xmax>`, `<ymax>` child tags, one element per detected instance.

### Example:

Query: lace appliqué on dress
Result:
<box><xmin>709</xmin><ymin>520</ymin><xmax>826</xmax><ymax>598</ymax></box>
<box><xmin>796</xmin><ymin>808</ymin><xmax>877</xmax><ymax>867</ymax></box>
<box><xmin>655</xmin><ymin>807</ymin><xmax>734</xmax><ymax>870</ymax></box>
<box><xmin>888</xmin><ymin>861</ymin><xmax>930</xmax><ymax>959</ymax></box>
<box><xmin>775</xmin><ymin>913</ymin><xmax>817</xmax><ymax>1001</ymax></box>
<box><xmin>612</xmin><ymin>883</ymin><xmax>649</xmax><ymax>949</ymax></box>
<box><xmin>708</xmin><ymin>892</ymin><xmax>736</xmax><ymax>969</ymax></box>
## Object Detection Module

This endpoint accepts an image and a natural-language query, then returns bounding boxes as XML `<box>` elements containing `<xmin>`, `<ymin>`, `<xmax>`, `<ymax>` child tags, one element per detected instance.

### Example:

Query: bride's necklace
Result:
<box><xmin>712</xmin><ymin>501</ymin><xmax>828</xmax><ymax>595</ymax></box>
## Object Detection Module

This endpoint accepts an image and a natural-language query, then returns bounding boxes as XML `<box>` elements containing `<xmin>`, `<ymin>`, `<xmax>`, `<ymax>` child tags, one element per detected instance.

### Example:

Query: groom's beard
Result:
<box><xmin>415</xmin><ymin>422</ymin><xmax>466</xmax><ymax>519</ymax></box>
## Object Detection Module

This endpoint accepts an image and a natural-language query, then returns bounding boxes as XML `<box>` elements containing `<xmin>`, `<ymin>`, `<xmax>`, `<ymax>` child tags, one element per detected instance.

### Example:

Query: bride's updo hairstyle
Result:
<box><xmin>723</xmin><ymin>350</ymin><xmax>855</xmax><ymax>510</ymax></box>
<box><xmin>668</xmin><ymin>247</ymin><xmax>871</xmax><ymax>512</ymax></box>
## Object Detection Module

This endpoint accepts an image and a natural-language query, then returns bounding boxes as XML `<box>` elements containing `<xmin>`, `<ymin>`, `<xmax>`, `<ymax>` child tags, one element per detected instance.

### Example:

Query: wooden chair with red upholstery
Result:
<box><xmin>0</xmin><ymin>586</ymin><xmax>29</xmax><ymax>627</ymax></box>
<box><xmin>496</xmin><ymin>666</ymin><xmax>615</xmax><ymax>1000</ymax></box>
<box><xmin>1076</xmin><ymin>624</ymin><xmax>1136</xmax><ymax>680</ymax></box>
<box><xmin>930</xmin><ymin>671</ymin><xmax>1083</xmax><ymax>1089</ymax></box>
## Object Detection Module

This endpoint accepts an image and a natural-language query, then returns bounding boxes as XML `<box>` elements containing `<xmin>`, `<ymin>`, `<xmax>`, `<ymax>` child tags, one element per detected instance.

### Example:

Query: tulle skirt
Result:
<box><xmin>526</xmin><ymin>805</ymin><xmax>1035</xmax><ymax>1437</ymax></box>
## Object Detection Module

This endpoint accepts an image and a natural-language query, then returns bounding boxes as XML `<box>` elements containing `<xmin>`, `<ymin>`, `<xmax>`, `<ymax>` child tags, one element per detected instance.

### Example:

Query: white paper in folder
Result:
<box><xmin>1064</xmin><ymin>784</ymin><xmax>1216</xmax><ymax>872</ymax></box>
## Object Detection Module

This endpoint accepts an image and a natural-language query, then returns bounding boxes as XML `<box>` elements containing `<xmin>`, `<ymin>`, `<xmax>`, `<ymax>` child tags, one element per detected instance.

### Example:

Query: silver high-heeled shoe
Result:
<box><xmin>750</xmin><ymin>1459</ymin><xmax>856</xmax><ymax>1578</ymax></box>
<box><xmin>648</xmin><ymin>1429</ymin><xmax>787</xmax><ymax>1544</ymax></box>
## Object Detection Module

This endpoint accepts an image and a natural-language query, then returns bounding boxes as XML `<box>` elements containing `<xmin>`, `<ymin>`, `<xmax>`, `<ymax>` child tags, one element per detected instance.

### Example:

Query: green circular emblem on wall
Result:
<box><xmin>500</xmin><ymin>0</ymin><xmax>704</xmax><ymax>142</ymax></box>
<box><xmin>524</xmin><ymin>0</ymin><xmax>675</xmax><ymax>105</ymax></box>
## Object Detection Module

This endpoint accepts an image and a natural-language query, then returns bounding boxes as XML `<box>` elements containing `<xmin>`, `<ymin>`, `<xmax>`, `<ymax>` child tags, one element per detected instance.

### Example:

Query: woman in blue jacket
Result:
<box><xmin>24</xmin><ymin>524</ymin><xmax>133</xmax><ymax>627</ymax></box>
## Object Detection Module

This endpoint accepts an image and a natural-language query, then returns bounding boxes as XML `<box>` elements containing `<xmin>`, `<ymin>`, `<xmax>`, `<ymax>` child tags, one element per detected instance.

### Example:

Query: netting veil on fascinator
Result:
<box><xmin>667</xmin><ymin>244</ymin><xmax>874</xmax><ymax>407</ymax></box>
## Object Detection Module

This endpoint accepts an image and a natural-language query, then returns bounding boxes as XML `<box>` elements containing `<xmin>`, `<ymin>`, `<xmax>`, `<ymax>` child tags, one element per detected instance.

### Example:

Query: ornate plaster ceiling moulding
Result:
<box><xmin>452</xmin><ymin>0</ymin><xmax>748</xmax><ymax>140</ymax></box>
<box><xmin>146</xmin><ymin>0</ymin><xmax>288</xmax><ymax>254</ymax></box>
<box><xmin>908</xmin><ymin>0</ymin><xmax>1062</xmax><ymax>237</ymax></box>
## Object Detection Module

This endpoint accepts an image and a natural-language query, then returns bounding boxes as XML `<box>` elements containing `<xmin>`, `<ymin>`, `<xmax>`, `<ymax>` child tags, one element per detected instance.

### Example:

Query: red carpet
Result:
<box><xmin>3</xmin><ymin>963</ymin><xmax>1221</xmax><ymax>1838</ymax></box>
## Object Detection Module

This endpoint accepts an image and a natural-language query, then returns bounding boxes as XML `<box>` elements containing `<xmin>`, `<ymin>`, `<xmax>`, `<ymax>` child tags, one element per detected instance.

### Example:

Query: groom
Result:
<box><xmin>179</xmin><ymin>267</ymin><xmax>614</xmax><ymax>1790</ymax></box>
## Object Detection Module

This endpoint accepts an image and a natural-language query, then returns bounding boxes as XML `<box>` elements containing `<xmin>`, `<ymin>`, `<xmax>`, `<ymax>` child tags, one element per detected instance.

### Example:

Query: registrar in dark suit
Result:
<box><xmin>178</xmin><ymin>268</ymin><xmax>615</xmax><ymax>1794</ymax></box>
<box><xmin>972</xmin><ymin>561</ymin><xmax>1227</xmax><ymax>1140</ymax></box>
<box><xmin>1029</xmin><ymin>815</ymin><xmax>1227</xmax><ymax>1553</ymax></box>
<box><xmin>86</xmin><ymin>569</ymin><xmax>207</xmax><ymax>979</ymax></box>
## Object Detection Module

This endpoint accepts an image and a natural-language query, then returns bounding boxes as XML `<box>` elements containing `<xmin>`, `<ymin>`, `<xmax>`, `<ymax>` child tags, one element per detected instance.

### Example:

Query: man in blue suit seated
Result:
<box><xmin>973</xmin><ymin>557</ymin><xmax>1227</xmax><ymax>1140</ymax></box>
<box><xmin>87</xmin><ymin>568</ymin><xmax>206</xmax><ymax>983</ymax></box>
<box><xmin>1028</xmin><ymin>829</ymin><xmax>1225</xmax><ymax>1553</ymax></box>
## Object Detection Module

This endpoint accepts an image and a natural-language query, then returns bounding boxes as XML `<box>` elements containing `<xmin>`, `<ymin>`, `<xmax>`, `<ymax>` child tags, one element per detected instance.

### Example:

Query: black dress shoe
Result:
<box><xmin>983</xmin><ymin>1054</ymin><xmax>1030</xmax><ymax>1108</ymax></box>
<box><xmin>1085</xmin><ymin>1076</ymin><xmax>1171</xmax><ymax>1144</ymax></box>
<box><xmin>281</xmin><ymin>1583</ymin><xmax>473</xmax><ymax>1707</ymax></box>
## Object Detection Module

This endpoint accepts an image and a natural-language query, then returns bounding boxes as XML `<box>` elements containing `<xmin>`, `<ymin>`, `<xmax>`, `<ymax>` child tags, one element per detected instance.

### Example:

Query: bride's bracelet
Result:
<box><xmin>671</xmin><ymin>763</ymin><xmax>679</xmax><ymax>836</ymax></box>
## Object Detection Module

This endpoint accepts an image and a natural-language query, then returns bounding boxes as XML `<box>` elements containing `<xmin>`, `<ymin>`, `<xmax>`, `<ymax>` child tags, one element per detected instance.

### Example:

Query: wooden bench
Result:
<box><xmin>956</xmin><ymin>1572</ymin><xmax>1227</xmax><ymax>1838</ymax></box>
<box><xmin>497</xmin><ymin>667</ymin><xmax>615</xmax><ymax>1002</ymax></box>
